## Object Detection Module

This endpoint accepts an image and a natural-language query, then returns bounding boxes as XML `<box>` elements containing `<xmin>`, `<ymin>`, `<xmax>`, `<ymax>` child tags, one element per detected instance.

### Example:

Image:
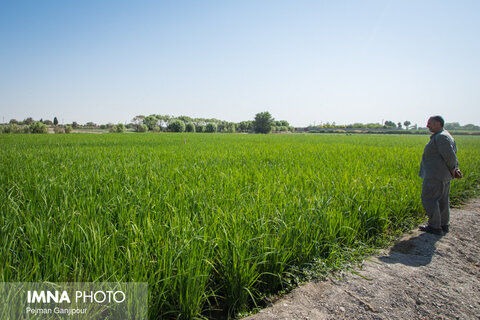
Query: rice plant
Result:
<box><xmin>1</xmin><ymin>133</ymin><xmax>479</xmax><ymax>319</ymax></box>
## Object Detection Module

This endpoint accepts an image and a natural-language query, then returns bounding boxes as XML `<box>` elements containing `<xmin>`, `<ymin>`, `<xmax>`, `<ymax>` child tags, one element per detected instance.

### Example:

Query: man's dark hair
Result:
<box><xmin>430</xmin><ymin>115</ymin><xmax>444</xmax><ymax>127</ymax></box>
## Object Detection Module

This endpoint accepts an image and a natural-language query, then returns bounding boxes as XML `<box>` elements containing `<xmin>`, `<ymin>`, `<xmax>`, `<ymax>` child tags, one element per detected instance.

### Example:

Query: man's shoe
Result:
<box><xmin>441</xmin><ymin>225</ymin><xmax>449</xmax><ymax>234</ymax></box>
<box><xmin>419</xmin><ymin>225</ymin><xmax>443</xmax><ymax>235</ymax></box>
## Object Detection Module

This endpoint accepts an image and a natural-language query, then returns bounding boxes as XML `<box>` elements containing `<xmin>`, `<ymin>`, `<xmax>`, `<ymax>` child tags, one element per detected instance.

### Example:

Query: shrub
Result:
<box><xmin>196</xmin><ymin>124</ymin><xmax>205</xmax><ymax>133</ymax></box>
<box><xmin>54</xmin><ymin>126</ymin><xmax>65</xmax><ymax>134</ymax></box>
<box><xmin>225</xmin><ymin>123</ymin><xmax>235</xmax><ymax>133</ymax></box>
<box><xmin>109</xmin><ymin>124</ymin><xmax>126</xmax><ymax>133</ymax></box>
<box><xmin>168</xmin><ymin>119</ymin><xmax>186</xmax><ymax>132</ymax></box>
<box><xmin>135</xmin><ymin>124</ymin><xmax>148</xmax><ymax>132</ymax></box>
<box><xmin>152</xmin><ymin>126</ymin><xmax>161</xmax><ymax>133</ymax></box>
<box><xmin>30</xmin><ymin>122</ymin><xmax>48</xmax><ymax>134</ymax></box>
<box><xmin>117</xmin><ymin>124</ymin><xmax>126</xmax><ymax>133</ymax></box>
<box><xmin>205</xmin><ymin>123</ymin><xmax>217</xmax><ymax>133</ymax></box>
<box><xmin>2</xmin><ymin>123</ymin><xmax>20</xmax><ymax>133</ymax></box>
<box><xmin>64</xmin><ymin>125</ymin><xmax>73</xmax><ymax>134</ymax></box>
<box><xmin>185</xmin><ymin>122</ymin><xmax>196</xmax><ymax>133</ymax></box>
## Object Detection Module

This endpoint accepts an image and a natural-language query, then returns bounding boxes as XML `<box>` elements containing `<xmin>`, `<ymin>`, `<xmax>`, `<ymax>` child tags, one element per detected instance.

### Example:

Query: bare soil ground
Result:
<box><xmin>245</xmin><ymin>198</ymin><xmax>480</xmax><ymax>320</ymax></box>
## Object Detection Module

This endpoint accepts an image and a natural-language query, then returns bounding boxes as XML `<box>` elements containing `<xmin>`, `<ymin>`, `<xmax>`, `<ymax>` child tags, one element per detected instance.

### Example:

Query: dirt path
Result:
<box><xmin>245</xmin><ymin>198</ymin><xmax>480</xmax><ymax>320</ymax></box>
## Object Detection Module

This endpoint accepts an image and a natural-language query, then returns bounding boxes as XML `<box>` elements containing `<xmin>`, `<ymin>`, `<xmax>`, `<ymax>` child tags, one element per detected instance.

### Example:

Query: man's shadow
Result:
<box><xmin>378</xmin><ymin>232</ymin><xmax>443</xmax><ymax>267</ymax></box>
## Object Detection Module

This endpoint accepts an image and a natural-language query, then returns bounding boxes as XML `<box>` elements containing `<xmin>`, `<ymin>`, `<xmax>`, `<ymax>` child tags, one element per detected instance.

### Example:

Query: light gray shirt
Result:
<box><xmin>419</xmin><ymin>129</ymin><xmax>458</xmax><ymax>181</ymax></box>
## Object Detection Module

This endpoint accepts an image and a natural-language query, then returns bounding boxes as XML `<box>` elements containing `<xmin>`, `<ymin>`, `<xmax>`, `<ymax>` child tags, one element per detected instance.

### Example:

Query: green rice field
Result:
<box><xmin>1</xmin><ymin>133</ymin><xmax>479</xmax><ymax>319</ymax></box>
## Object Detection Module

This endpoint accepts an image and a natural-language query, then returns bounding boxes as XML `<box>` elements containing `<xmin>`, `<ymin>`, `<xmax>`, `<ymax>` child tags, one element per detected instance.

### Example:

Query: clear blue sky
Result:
<box><xmin>1</xmin><ymin>0</ymin><xmax>479</xmax><ymax>127</ymax></box>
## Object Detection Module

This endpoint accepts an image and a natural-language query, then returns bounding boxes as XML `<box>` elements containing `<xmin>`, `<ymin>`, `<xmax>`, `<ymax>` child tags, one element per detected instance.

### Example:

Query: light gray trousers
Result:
<box><xmin>421</xmin><ymin>179</ymin><xmax>451</xmax><ymax>229</ymax></box>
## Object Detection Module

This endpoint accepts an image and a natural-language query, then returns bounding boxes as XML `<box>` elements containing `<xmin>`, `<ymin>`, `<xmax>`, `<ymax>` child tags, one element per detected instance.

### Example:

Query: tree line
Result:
<box><xmin>126</xmin><ymin>112</ymin><xmax>294</xmax><ymax>134</ymax></box>
<box><xmin>1</xmin><ymin>112</ymin><xmax>294</xmax><ymax>134</ymax></box>
<box><xmin>311</xmin><ymin>120</ymin><xmax>415</xmax><ymax>130</ymax></box>
<box><xmin>310</xmin><ymin>120</ymin><xmax>480</xmax><ymax>131</ymax></box>
<box><xmin>3</xmin><ymin>113</ymin><xmax>478</xmax><ymax>134</ymax></box>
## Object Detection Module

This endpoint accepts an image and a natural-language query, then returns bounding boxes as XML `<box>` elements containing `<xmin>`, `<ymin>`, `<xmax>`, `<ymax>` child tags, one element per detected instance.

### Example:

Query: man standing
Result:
<box><xmin>419</xmin><ymin>116</ymin><xmax>462</xmax><ymax>235</ymax></box>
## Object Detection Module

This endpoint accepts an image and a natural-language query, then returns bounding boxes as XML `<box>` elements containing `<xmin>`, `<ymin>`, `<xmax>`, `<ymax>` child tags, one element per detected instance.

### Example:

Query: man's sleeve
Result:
<box><xmin>436</xmin><ymin>135</ymin><xmax>458</xmax><ymax>172</ymax></box>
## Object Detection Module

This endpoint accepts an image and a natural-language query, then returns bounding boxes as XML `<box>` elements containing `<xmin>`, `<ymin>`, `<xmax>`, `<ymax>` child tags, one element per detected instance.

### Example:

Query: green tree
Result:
<box><xmin>53</xmin><ymin>117</ymin><xmax>58</xmax><ymax>125</ymax></box>
<box><xmin>196</xmin><ymin>124</ymin><xmax>205</xmax><ymax>133</ymax></box>
<box><xmin>3</xmin><ymin>123</ymin><xmax>20</xmax><ymax>133</ymax></box>
<box><xmin>185</xmin><ymin>122</ymin><xmax>196</xmax><ymax>132</ymax></box>
<box><xmin>29</xmin><ymin>122</ymin><xmax>48</xmax><ymax>133</ymax></box>
<box><xmin>205</xmin><ymin>123</ymin><xmax>217</xmax><ymax>133</ymax></box>
<box><xmin>143</xmin><ymin>115</ymin><xmax>159</xmax><ymax>130</ymax></box>
<box><xmin>348</xmin><ymin>123</ymin><xmax>366</xmax><ymax>128</ymax></box>
<box><xmin>24</xmin><ymin>117</ymin><xmax>34</xmax><ymax>125</ymax></box>
<box><xmin>445</xmin><ymin>122</ymin><xmax>461</xmax><ymax>130</ymax></box>
<box><xmin>366</xmin><ymin>123</ymin><xmax>383</xmax><ymax>129</ymax></box>
<box><xmin>178</xmin><ymin>115</ymin><xmax>193</xmax><ymax>123</ymax></box>
<box><xmin>168</xmin><ymin>119</ymin><xmax>186</xmax><ymax>132</ymax></box>
<box><xmin>156</xmin><ymin>115</ymin><xmax>171</xmax><ymax>128</ymax></box>
<box><xmin>225</xmin><ymin>123</ymin><xmax>235</xmax><ymax>133</ymax></box>
<box><xmin>117</xmin><ymin>124</ymin><xmax>126</xmax><ymax>133</ymax></box>
<box><xmin>238</xmin><ymin>121</ymin><xmax>253</xmax><ymax>132</ymax></box>
<box><xmin>464</xmin><ymin>124</ymin><xmax>480</xmax><ymax>130</ymax></box>
<box><xmin>383</xmin><ymin>120</ymin><xmax>396</xmax><ymax>129</ymax></box>
<box><xmin>132</xmin><ymin>115</ymin><xmax>145</xmax><ymax>125</ymax></box>
<box><xmin>135</xmin><ymin>124</ymin><xmax>148</xmax><ymax>132</ymax></box>
<box><xmin>109</xmin><ymin>124</ymin><xmax>125</xmax><ymax>133</ymax></box>
<box><xmin>253</xmin><ymin>111</ymin><xmax>274</xmax><ymax>134</ymax></box>
<box><xmin>403</xmin><ymin>121</ymin><xmax>411</xmax><ymax>129</ymax></box>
